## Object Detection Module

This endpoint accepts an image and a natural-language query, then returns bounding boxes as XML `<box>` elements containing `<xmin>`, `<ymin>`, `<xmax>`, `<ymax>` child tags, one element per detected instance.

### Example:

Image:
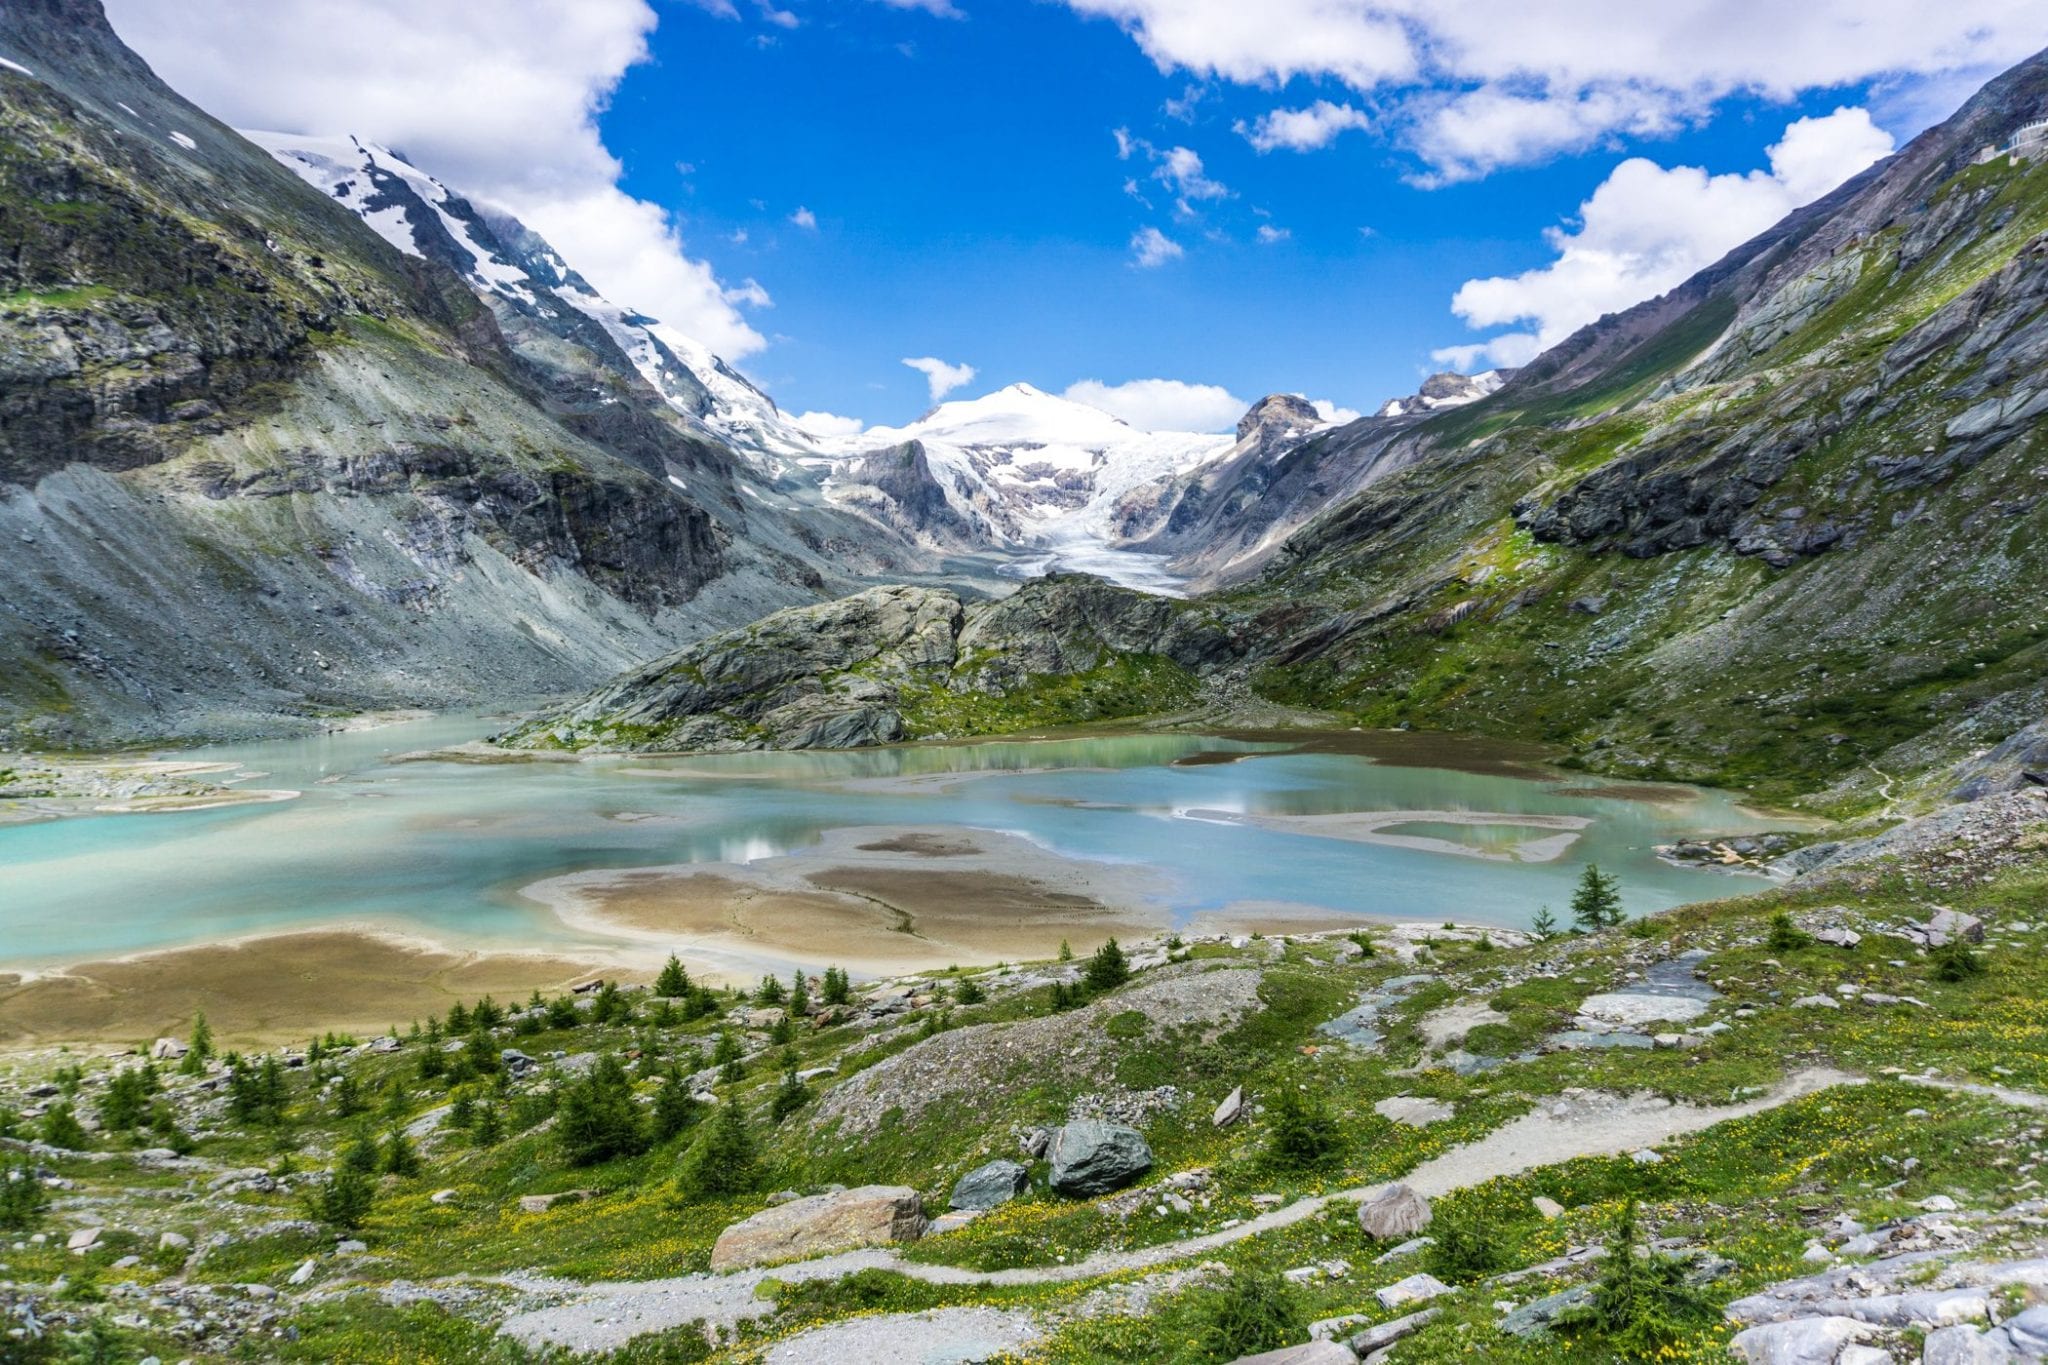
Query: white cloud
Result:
<box><xmin>104</xmin><ymin>0</ymin><xmax>769</xmax><ymax>359</ymax></box>
<box><xmin>789</xmin><ymin>206</ymin><xmax>819</xmax><ymax>229</ymax></box>
<box><xmin>721</xmin><ymin>278</ymin><xmax>773</xmax><ymax>307</ymax></box>
<box><xmin>1066</xmin><ymin>0</ymin><xmax>1414</xmax><ymax>88</ymax></box>
<box><xmin>1238</xmin><ymin>100</ymin><xmax>1371</xmax><ymax>153</ymax></box>
<box><xmin>903</xmin><ymin>355</ymin><xmax>977</xmax><ymax>401</ymax></box>
<box><xmin>1155</xmin><ymin>145</ymin><xmax>1229</xmax><ymax>199</ymax></box>
<box><xmin>1309</xmin><ymin>398</ymin><xmax>1363</xmax><ymax>424</ymax></box>
<box><xmin>1256</xmin><ymin>224</ymin><xmax>1291</xmax><ymax>243</ymax></box>
<box><xmin>1130</xmin><ymin>225</ymin><xmax>1185</xmax><ymax>267</ymax></box>
<box><xmin>792</xmin><ymin>409</ymin><xmax>868</xmax><ymax>437</ymax></box>
<box><xmin>1061</xmin><ymin>0</ymin><xmax>2047</xmax><ymax>178</ymax></box>
<box><xmin>873</xmin><ymin>0</ymin><xmax>965</xmax><ymax>15</ymax></box>
<box><xmin>1438</xmin><ymin>107</ymin><xmax>1896</xmax><ymax>369</ymax></box>
<box><xmin>1064</xmin><ymin>378</ymin><xmax>1247</xmax><ymax>431</ymax></box>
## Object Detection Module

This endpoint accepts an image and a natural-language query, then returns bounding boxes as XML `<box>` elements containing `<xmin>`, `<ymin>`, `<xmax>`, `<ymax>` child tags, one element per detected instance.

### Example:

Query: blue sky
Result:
<box><xmin>106</xmin><ymin>1</ymin><xmax>2048</xmax><ymax>431</ymax></box>
<box><xmin>603</xmin><ymin>3</ymin><xmax>1907</xmax><ymax>425</ymax></box>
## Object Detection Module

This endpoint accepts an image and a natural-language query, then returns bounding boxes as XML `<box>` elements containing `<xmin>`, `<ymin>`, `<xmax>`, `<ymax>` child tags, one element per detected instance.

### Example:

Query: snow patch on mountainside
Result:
<box><xmin>251</xmin><ymin>131</ymin><xmax>818</xmax><ymax>463</ymax></box>
<box><xmin>1375</xmin><ymin>369</ymin><xmax>1506</xmax><ymax>418</ymax></box>
<box><xmin>811</xmin><ymin>383</ymin><xmax>1235</xmax><ymax>591</ymax></box>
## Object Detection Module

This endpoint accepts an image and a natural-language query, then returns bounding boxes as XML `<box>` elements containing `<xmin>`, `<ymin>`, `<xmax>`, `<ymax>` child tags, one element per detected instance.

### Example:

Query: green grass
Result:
<box><xmin>899</xmin><ymin>654</ymin><xmax>1203</xmax><ymax>739</ymax></box>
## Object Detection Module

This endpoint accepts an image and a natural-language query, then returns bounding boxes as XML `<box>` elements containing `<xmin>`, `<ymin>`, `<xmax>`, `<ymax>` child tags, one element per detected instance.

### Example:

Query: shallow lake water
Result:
<box><xmin>0</xmin><ymin>715</ymin><xmax>1776</xmax><ymax>968</ymax></box>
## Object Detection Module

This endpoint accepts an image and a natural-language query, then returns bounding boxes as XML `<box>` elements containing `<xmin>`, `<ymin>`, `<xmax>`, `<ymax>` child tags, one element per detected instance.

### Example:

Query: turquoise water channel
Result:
<box><xmin>0</xmin><ymin>716</ymin><xmax>1776</xmax><ymax>968</ymax></box>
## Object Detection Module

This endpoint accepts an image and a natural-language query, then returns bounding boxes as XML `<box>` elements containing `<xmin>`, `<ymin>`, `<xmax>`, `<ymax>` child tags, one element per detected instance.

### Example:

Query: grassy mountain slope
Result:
<box><xmin>1232</xmin><ymin>50</ymin><xmax>2048</xmax><ymax>814</ymax></box>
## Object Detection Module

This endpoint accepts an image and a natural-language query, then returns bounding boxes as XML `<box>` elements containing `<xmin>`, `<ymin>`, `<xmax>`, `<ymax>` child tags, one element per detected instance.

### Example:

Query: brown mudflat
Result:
<box><xmin>0</xmin><ymin>932</ymin><xmax>599</xmax><ymax>1048</ymax></box>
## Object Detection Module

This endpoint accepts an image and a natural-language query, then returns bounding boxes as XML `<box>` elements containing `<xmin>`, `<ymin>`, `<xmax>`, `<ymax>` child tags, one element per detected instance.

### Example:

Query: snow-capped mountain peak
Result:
<box><xmin>250</xmin><ymin>130</ymin><xmax>816</xmax><ymax>463</ymax></box>
<box><xmin>1374</xmin><ymin>369</ymin><xmax>1508</xmax><ymax>418</ymax></box>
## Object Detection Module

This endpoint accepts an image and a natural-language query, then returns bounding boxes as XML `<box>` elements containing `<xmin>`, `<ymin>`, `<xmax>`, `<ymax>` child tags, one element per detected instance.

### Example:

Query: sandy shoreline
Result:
<box><xmin>1186</xmin><ymin>808</ymin><xmax>1594</xmax><ymax>863</ymax></box>
<box><xmin>0</xmin><ymin>754</ymin><xmax>302</xmax><ymax>826</ymax></box>
<box><xmin>521</xmin><ymin>824</ymin><xmax>1174</xmax><ymax>979</ymax></box>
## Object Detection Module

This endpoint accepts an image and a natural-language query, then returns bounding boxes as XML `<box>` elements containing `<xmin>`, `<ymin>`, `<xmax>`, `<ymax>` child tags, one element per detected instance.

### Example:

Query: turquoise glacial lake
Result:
<box><xmin>0</xmin><ymin>715</ymin><xmax>1778</xmax><ymax>969</ymax></box>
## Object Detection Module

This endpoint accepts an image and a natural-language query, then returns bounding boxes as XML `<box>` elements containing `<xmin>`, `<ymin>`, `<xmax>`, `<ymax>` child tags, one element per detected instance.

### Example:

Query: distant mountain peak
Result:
<box><xmin>1375</xmin><ymin>369</ymin><xmax>1508</xmax><ymax>418</ymax></box>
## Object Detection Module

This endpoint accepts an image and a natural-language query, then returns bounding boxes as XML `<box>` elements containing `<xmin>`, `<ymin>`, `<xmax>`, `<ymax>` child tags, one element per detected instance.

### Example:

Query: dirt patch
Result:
<box><xmin>0</xmin><ymin>931</ymin><xmax>600</xmax><ymax>1047</ymax></box>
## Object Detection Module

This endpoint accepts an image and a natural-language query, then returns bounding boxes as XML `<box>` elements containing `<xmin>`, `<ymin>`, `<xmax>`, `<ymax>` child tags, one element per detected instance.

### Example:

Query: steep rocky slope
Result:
<box><xmin>504</xmin><ymin>574</ymin><xmax>1245</xmax><ymax>751</ymax></box>
<box><xmin>1228</xmin><ymin>48</ymin><xmax>2048</xmax><ymax>813</ymax></box>
<box><xmin>0</xmin><ymin>0</ymin><xmax>911</xmax><ymax>747</ymax></box>
<box><xmin>1125</xmin><ymin>377</ymin><xmax>1505</xmax><ymax>591</ymax></box>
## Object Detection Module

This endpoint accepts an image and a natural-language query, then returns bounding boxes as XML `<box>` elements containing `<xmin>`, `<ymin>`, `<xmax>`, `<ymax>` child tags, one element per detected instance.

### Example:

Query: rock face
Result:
<box><xmin>949</xmin><ymin>1159</ymin><xmax>1030</xmax><ymax>1211</ymax></box>
<box><xmin>1047</xmin><ymin>1119</ymin><xmax>1154</xmax><ymax>1197</ymax></box>
<box><xmin>1357</xmin><ymin>1184</ymin><xmax>1433</xmax><ymax>1241</ymax></box>
<box><xmin>0</xmin><ymin>0</ymin><xmax>932</xmax><ymax>748</ymax></box>
<box><xmin>708</xmin><ymin>1185</ymin><xmax>928</xmax><ymax>1270</ymax></box>
<box><xmin>506</xmin><ymin>574</ymin><xmax>1245</xmax><ymax>752</ymax></box>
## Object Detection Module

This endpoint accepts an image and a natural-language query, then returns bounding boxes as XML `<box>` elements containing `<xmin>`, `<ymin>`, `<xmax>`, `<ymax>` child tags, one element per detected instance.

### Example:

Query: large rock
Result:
<box><xmin>1227</xmin><ymin>1341</ymin><xmax>1354</xmax><ymax>1365</ymax></box>
<box><xmin>1357</xmin><ymin>1183</ymin><xmax>1432</xmax><ymax>1241</ymax></box>
<box><xmin>1919</xmin><ymin>1325</ymin><xmax>2014</xmax><ymax>1365</ymax></box>
<box><xmin>950</xmin><ymin>1159</ymin><xmax>1029</xmax><ymax>1211</ymax></box>
<box><xmin>1047</xmin><ymin>1120</ymin><xmax>1153</xmax><ymax>1197</ymax></box>
<box><xmin>1728</xmin><ymin>1316</ymin><xmax>1877</xmax><ymax>1365</ymax></box>
<box><xmin>709</xmin><ymin>1185</ymin><xmax>927</xmax><ymax>1269</ymax></box>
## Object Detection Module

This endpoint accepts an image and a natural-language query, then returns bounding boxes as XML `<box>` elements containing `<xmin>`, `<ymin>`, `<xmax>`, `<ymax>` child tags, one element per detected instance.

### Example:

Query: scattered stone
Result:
<box><xmin>336</xmin><ymin>1240</ymin><xmax>367</xmax><ymax>1254</ymax></box>
<box><xmin>158</xmin><ymin>1232</ymin><xmax>190</xmax><ymax>1252</ymax></box>
<box><xmin>1374</xmin><ymin>1236</ymin><xmax>1434</xmax><ymax>1264</ymax></box>
<box><xmin>1307</xmin><ymin>1312</ymin><xmax>1372</xmax><ymax>1342</ymax></box>
<box><xmin>1925</xmin><ymin>910</ymin><xmax>1985</xmax><ymax>947</ymax></box>
<box><xmin>1214</xmin><ymin>1086</ymin><xmax>1245</xmax><ymax>1128</ymax></box>
<box><xmin>1047</xmin><ymin>1120</ymin><xmax>1154</xmax><ymax>1197</ymax></box>
<box><xmin>1918</xmin><ymin>1195</ymin><xmax>1959</xmax><ymax>1212</ymax></box>
<box><xmin>1017</xmin><ymin>1126</ymin><xmax>1052</xmax><ymax>1159</ymax></box>
<box><xmin>950</xmin><ymin>1159</ymin><xmax>1030</xmax><ymax>1211</ymax></box>
<box><xmin>430</xmin><ymin>1189</ymin><xmax>458</xmax><ymax>1205</ymax></box>
<box><xmin>1227</xmin><ymin>1341</ymin><xmax>1354</xmax><ymax>1365</ymax></box>
<box><xmin>1814</xmin><ymin>928</ymin><xmax>1863</xmax><ymax>949</ymax></box>
<box><xmin>1500</xmin><ymin>1286</ymin><xmax>1593</xmax><ymax>1337</ymax></box>
<box><xmin>709</xmin><ymin>1185</ymin><xmax>928</xmax><ymax>1270</ymax></box>
<box><xmin>1374</xmin><ymin>1096</ymin><xmax>1454</xmax><ymax>1127</ymax></box>
<box><xmin>1358</xmin><ymin>1184</ymin><xmax>1433</xmax><ymax>1241</ymax></box>
<box><xmin>1346</xmin><ymin>1307</ymin><xmax>1441</xmax><ymax>1355</ymax></box>
<box><xmin>1532</xmin><ymin>1196</ymin><xmax>1566</xmax><ymax>1219</ymax></box>
<box><xmin>927</xmin><ymin>1210</ymin><xmax>982</xmax><ymax>1235</ymax></box>
<box><xmin>517</xmin><ymin>1190</ymin><xmax>594</xmax><ymax>1214</ymax></box>
<box><xmin>287</xmin><ymin>1259</ymin><xmax>315</xmax><ymax>1286</ymax></box>
<box><xmin>1375</xmin><ymin>1272</ymin><xmax>1451</xmax><ymax>1309</ymax></box>
<box><xmin>1791</xmin><ymin>996</ymin><xmax>1842</xmax><ymax>1010</ymax></box>
<box><xmin>66</xmin><ymin>1227</ymin><xmax>101</xmax><ymax>1252</ymax></box>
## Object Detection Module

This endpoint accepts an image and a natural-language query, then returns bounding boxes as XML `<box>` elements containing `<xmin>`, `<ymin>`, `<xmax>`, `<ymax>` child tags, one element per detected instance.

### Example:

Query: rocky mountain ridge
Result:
<box><xmin>505</xmin><ymin>573</ymin><xmax>1245</xmax><ymax>752</ymax></box>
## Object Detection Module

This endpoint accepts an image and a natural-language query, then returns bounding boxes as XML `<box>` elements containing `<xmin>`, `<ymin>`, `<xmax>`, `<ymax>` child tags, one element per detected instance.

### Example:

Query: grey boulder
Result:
<box><xmin>950</xmin><ymin>1159</ymin><xmax>1030</xmax><ymax>1211</ymax></box>
<box><xmin>1047</xmin><ymin>1119</ymin><xmax>1153</xmax><ymax>1197</ymax></box>
<box><xmin>1357</xmin><ymin>1183</ymin><xmax>1433</xmax><ymax>1241</ymax></box>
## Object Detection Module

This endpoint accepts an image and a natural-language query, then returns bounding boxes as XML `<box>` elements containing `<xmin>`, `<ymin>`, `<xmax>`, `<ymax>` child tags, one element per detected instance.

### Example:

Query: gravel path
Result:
<box><xmin>763</xmin><ymin>1307</ymin><xmax>1042</xmax><ymax>1364</ymax></box>
<box><xmin>494</xmin><ymin>1066</ymin><xmax>1856</xmax><ymax>1354</ymax></box>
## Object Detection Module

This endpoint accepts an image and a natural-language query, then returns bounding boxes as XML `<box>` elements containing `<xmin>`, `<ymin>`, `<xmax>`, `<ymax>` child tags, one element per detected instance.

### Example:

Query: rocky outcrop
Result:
<box><xmin>504</xmin><ymin>574</ymin><xmax>1246</xmax><ymax>752</ymax></box>
<box><xmin>708</xmin><ymin>1185</ymin><xmax>927</xmax><ymax>1270</ymax></box>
